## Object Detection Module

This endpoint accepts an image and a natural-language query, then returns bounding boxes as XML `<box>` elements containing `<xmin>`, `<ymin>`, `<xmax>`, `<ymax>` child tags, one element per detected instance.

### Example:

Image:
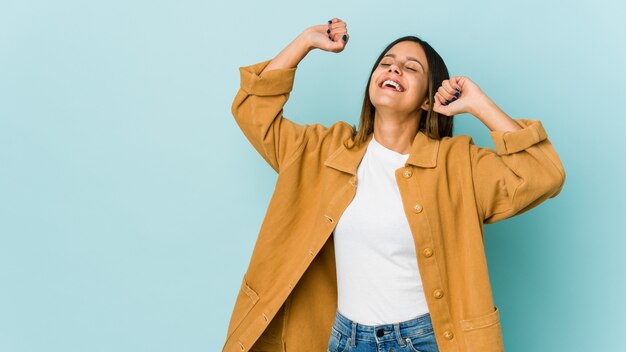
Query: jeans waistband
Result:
<box><xmin>332</xmin><ymin>309</ymin><xmax>433</xmax><ymax>343</ymax></box>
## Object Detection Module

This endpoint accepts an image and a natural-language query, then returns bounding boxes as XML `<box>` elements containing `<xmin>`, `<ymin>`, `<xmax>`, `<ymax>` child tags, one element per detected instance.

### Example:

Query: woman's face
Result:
<box><xmin>368</xmin><ymin>41</ymin><xmax>430</xmax><ymax>116</ymax></box>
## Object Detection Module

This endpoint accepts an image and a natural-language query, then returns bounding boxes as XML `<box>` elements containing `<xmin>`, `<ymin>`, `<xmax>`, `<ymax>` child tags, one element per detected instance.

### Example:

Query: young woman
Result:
<box><xmin>223</xmin><ymin>18</ymin><xmax>565</xmax><ymax>352</ymax></box>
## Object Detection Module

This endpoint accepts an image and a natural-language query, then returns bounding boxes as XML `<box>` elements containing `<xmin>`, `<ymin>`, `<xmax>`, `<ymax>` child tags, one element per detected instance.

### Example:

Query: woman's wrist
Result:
<box><xmin>472</xmin><ymin>96</ymin><xmax>522</xmax><ymax>132</ymax></box>
<box><xmin>264</xmin><ymin>33</ymin><xmax>312</xmax><ymax>72</ymax></box>
<box><xmin>296</xmin><ymin>30</ymin><xmax>315</xmax><ymax>52</ymax></box>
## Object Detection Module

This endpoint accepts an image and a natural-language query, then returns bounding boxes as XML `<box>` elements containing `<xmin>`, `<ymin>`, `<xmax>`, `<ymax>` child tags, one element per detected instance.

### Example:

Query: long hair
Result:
<box><xmin>345</xmin><ymin>35</ymin><xmax>454</xmax><ymax>150</ymax></box>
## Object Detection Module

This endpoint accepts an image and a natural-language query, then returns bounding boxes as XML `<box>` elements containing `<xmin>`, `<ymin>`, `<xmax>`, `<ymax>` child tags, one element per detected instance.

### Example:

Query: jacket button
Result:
<box><xmin>403</xmin><ymin>168</ymin><xmax>412</xmax><ymax>178</ymax></box>
<box><xmin>443</xmin><ymin>330</ymin><xmax>454</xmax><ymax>340</ymax></box>
<box><xmin>433</xmin><ymin>289</ymin><xmax>444</xmax><ymax>299</ymax></box>
<box><xmin>422</xmin><ymin>247</ymin><xmax>433</xmax><ymax>257</ymax></box>
<box><xmin>413</xmin><ymin>203</ymin><xmax>423</xmax><ymax>213</ymax></box>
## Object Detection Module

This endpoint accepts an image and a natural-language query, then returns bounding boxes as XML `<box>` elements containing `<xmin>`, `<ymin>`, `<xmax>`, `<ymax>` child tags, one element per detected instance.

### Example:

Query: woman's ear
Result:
<box><xmin>420</xmin><ymin>96</ymin><xmax>431</xmax><ymax>111</ymax></box>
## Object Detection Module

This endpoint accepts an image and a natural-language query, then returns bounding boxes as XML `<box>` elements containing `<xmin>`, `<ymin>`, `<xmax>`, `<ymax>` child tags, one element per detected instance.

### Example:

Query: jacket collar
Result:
<box><xmin>324</xmin><ymin>130</ymin><xmax>440</xmax><ymax>175</ymax></box>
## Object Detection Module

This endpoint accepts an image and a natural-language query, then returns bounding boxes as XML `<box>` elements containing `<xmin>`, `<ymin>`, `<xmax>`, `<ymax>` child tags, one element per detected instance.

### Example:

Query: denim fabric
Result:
<box><xmin>327</xmin><ymin>309</ymin><xmax>440</xmax><ymax>352</ymax></box>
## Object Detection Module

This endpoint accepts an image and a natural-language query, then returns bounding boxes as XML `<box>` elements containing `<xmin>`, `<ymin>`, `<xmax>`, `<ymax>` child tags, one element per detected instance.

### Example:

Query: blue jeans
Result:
<box><xmin>327</xmin><ymin>309</ymin><xmax>440</xmax><ymax>352</ymax></box>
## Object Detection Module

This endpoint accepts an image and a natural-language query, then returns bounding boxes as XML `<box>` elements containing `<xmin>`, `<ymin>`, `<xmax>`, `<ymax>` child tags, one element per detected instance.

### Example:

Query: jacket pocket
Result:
<box><xmin>226</xmin><ymin>273</ymin><xmax>260</xmax><ymax>340</ymax></box>
<box><xmin>459</xmin><ymin>306</ymin><xmax>504</xmax><ymax>352</ymax></box>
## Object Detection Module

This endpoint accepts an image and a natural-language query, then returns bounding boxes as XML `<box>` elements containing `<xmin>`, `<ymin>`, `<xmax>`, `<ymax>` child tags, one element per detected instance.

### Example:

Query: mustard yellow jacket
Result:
<box><xmin>222</xmin><ymin>59</ymin><xmax>566</xmax><ymax>352</ymax></box>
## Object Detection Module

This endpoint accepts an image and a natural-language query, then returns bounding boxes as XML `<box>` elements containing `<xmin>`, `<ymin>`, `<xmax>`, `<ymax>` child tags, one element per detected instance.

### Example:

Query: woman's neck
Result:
<box><xmin>372</xmin><ymin>110</ymin><xmax>421</xmax><ymax>155</ymax></box>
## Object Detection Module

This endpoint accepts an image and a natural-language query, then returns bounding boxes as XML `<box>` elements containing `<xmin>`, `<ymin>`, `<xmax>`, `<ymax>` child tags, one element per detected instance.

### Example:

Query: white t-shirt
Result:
<box><xmin>333</xmin><ymin>133</ymin><xmax>429</xmax><ymax>325</ymax></box>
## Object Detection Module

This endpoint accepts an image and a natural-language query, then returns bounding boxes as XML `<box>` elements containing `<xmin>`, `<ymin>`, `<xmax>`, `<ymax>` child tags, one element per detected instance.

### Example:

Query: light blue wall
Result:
<box><xmin>1</xmin><ymin>0</ymin><xmax>624</xmax><ymax>351</ymax></box>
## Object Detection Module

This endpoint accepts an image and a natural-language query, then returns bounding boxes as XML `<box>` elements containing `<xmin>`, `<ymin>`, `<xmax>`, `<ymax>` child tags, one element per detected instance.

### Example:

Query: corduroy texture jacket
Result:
<box><xmin>221</xmin><ymin>58</ymin><xmax>566</xmax><ymax>352</ymax></box>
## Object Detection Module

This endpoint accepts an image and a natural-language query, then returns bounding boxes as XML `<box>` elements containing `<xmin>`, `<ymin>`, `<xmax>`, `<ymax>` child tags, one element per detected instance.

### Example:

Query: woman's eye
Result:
<box><xmin>380</xmin><ymin>63</ymin><xmax>417</xmax><ymax>72</ymax></box>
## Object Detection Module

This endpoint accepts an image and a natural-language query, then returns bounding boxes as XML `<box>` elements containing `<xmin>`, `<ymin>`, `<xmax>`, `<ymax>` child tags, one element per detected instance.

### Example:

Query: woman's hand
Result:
<box><xmin>301</xmin><ymin>18</ymin><xmax>350</xmax><ymax>53</ymax></box>
<box><xmin>433</xmin><ymin>76</ymin><xmax>492</xmax><ymax>117</ymax></box>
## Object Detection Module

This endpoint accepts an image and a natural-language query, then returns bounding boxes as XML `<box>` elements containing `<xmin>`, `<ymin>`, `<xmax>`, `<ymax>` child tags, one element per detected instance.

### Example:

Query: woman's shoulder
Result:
<box><xmin>302</xmin><ymin>120</ymin><xmax>355</xmax><ymax>144</ymax></box>
<box><xmin>307</xmin><ymin>119</ymin><xmax>354</xmax><ymax>133</ymax></box>
<box><xmin>276</xmin><ymin>120</ymin><xmax>355</xmax><ymax>173</ymax></box>
<box><xmin>436</xmin><ymin>133</ymin><xmax>479</xmax><ymax>161</ymax></box>
<box><xmin>438</xmin><ymin>133</ymin><xmax>474</xmax><ymax>148</ymax></box>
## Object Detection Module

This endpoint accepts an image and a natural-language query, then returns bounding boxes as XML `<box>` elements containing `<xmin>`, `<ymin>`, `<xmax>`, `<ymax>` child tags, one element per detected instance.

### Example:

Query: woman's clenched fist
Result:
<box><xmin>302</xmin><ymin>18</ymin><xmax>350</xmax><ymax>53</ymax></box>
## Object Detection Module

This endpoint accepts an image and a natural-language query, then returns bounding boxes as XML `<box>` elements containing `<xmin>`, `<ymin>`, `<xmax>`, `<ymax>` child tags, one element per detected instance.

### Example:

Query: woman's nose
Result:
<box><xmin>388</xmin><ymin>65</ymin><xmax>400</xmax><ymax>74</ymax></box>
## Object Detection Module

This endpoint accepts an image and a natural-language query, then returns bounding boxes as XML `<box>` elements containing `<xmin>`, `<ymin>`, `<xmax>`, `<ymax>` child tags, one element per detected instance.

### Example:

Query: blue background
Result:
<box><xmin>1</xmin><ymin>0</ymin><xmax>624</xmax><ymax>351</ymax></box>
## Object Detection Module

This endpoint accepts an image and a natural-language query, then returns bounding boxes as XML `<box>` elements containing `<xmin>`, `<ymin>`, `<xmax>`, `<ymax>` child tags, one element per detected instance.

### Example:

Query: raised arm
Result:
<box><xmin>469</xmin><ymin>118</ymin><xmax>566</xmax><ymax>223</ymax></box>
<box><xmin>433</xmin><ymin>73</ymin><xmax>566</xmax><ymax>224</ymax></box>
<box><xmin>231</xmin><ymin>18</ymin><xmax>350</xmax><ymax>173</ymax></box>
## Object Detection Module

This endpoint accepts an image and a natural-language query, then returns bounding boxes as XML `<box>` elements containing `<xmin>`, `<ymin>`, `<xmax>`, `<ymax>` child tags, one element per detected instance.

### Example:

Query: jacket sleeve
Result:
<box><xmin>231</xmin><ymin>59</ymin><xmax>308</xmax><ymax>173</ymax></box>
<box><xmin>469</xmin><ymin>118</ymin><xmax>566</xmax><ymax>224</ymax></box>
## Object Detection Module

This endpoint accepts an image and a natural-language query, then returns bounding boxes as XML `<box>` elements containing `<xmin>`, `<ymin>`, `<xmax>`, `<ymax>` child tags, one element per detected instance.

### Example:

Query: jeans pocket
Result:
<box><xmin>328</xmin><ymin>327</ymin><xmax>350</xmax><ymax>352</ymax></box>
<box><xmin>404</xmin><ymin>336</ymin><xmax>423</xmax><ymax>352</ymax></box>
<box><xmin>403</xmin><ymin>330</ymin><xmax>438</xmax><ymax>352</ymax></box>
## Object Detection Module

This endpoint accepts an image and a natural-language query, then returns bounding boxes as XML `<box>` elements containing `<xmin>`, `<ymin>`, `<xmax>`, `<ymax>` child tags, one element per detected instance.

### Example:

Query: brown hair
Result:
<box><xmin>345</xmin><ymin>35</ymin><xmax>454</xmax><ymax>149</ymax></box>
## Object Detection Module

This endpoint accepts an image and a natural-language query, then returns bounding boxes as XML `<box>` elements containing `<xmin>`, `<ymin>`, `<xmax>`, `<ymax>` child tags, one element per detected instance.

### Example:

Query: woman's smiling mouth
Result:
<box><xmin>379</xmin><ymin>78</ymin><xmax>405</xmax><ymax>92</ymax></box>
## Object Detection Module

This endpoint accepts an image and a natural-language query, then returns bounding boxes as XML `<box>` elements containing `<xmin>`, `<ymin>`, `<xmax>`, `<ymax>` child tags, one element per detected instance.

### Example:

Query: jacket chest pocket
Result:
<box><xmin>226</xmin><ymin>273</ymin><xmax>260</xmax><ymax>340</ymax></box>
<box><xmin>459</xmin><ymin>306</ymin><xmax>504</xmax><ymax>352</ymax></box>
